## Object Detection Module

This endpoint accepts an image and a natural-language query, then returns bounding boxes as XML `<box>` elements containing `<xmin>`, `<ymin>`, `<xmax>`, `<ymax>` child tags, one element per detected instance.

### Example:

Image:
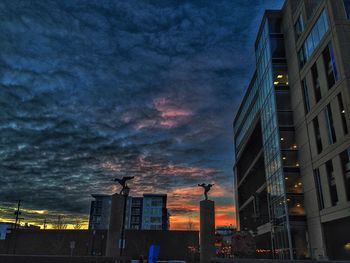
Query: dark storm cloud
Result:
<box><xmin>0</xmin><ymin>0</ymin><xmax>283</xmax><ymax>227</ymax></box>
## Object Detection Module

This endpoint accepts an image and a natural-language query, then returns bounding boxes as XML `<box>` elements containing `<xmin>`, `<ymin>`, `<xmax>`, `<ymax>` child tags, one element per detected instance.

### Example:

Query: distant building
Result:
<box><xmin>142</xmin><ymin>194</ymin><xmax>169</xmax><ymax>230</ymax></box>
<box><xmin>129</xmin><ymin>197</ymin><xmax>143</xmax><ymax>230</ymax></box>
<box><xmin>0</xmin><ymin>222</ymin><xmax>40</xmax><ymax>240</ymax></box>
<box><xmin>88</xmin><ymin>193</ymin><xmax>169</xmax><ymax>231</ymax></box>
<box><xmin>88</xmin><ymin>194</ymin><xmax>112</xmax><ymax>230</ymax></box>
<box><xmin>0</xmin><ymin>223</ymin><xmax>12</xmax><ymax>240</ymax></box>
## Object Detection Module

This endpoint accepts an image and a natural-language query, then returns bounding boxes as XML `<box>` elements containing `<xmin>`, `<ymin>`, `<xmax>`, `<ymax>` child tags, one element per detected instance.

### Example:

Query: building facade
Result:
<box><xmin>233</xmin><ymin>0</ymin><xmax>350</xmax><ymax>260</ymax></box>
<box><xmin>88</xmin><ymin>194</ymin><xmax>169</xmax><ymax>231</ymax></box>
<box><xmin>88</xmin><ymin>194</ymin><xmax>113</xmax><ymax>230</ymax></box>
<box><xmin>142</xmin><ymin>194</ymin><xmax>169</xmax><ymax>230</ymax></box>
<box><xmin>129</xmin><ymin>197</ymin><xmax>143</xmax><ymax>230</ymax></box>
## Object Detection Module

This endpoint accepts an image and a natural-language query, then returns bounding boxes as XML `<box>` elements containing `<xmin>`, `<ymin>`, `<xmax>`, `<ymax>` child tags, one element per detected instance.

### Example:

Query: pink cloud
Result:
<box><xmin>154</xmin><ymin>97</ymin><xmax>192</xmax><ymax>118</ymax></box>
<box><xmin>135</xmin><ymin>97</ymin><xmax>193</xmax><ymax>129</ymax></box>
<box><xmin>101</xmin><ymin>161</ymin><xmax>122</xmax><ymax>172</ymax></box>
<box><xmin>135</xmin><ymin>119</ymin><xmax>157</xmax><ymax>129</ymax></box>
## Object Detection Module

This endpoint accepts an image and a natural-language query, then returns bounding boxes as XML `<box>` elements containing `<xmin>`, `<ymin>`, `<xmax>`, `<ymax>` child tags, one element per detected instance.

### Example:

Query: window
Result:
<box><xmin>299</xmin><ymin>49</ymin><xmax>306</xmax><ymax>68</ymax></box>
<box><xmin>311</xmin><ymin>63</ymin><xmax>322</xmax><ymax>102</ymax></box>
<box><xmin>313</xmin><ymin>117</ymin><xmax>323</xmax><ymax>154</ymax></box>
<box><xmin>93</xmin><ymin>215</ymin><xmax>101</xmax><ymax>223</ymax></box>
<box><xmin>285</xmin><ymin>173</ymin><xmax>303</xmax><ymax>194</ymax></box>
<box><xmin>131</xmin><ymin>216</ymin><xmax>140</xmax><ymax>223</ymax></box>
<box><xmin>326</xmin><ymin>160</ymin><xmax>338</xmax><ymax>206</ymax></box>
<box><xmin>269</xmin><ymin>17</ymin><xmax>282</xmax><ymax>33</ymax></box>
<box><xmin>340</xmin><ymin>148</ymin><xmax>350</xmax><ymax>201</ymax></box>
<box><xmin>132</xmin><ymin>199</ymin><xmax>142</xmax><ymax>206</ymax></box>
<box><xmin>294</xmin><ymin>13</ymin><xmax>305</xmax><ymax>39</ymax></box>
<box><xmin>287</xmin><ymin>194</ymin><xmax>305</xmax><ymax>215</ymax></box>
<box><xmin>131</xmin><ymin>208</ymin><xmax>141</xmax><ymax>215</ymax></box>
<box><xmin>314</xmin><ymin>168</ymin><xmax>325</xmax><ymax>210</ymax></box>
<box><xmin>323</xmin><ymin>43</ymin><xmax>339</xmax><ymax>89</ymax></box>
<box><xmin>325</xmin><ymin>104</ymin><xmax>337</xmax><ymax>144</ymax></box>
<box><xmin>302</xmin><ymin>78</ymin><xmax>310</xmax><ymax>113</ymax></box>
<box><xmin>150</xmin><ymin>217</ymin><xmax>161</xmax><ymax>223</ymax></box>
<box><xmin>151</xmin><ymin>200</ymin><xmax>162</xmax><ymax>206</ymax></box>
<box><xmin>270</xmin><ymin>37</ymin><xmax>285</xmax><ymax>58</ymax></box>
<box><xmin>338</xmin><ymin>93</ymin><xmax>348</xmax><ymax>135</ymax></box>
<box><xmin>344</xmin><ymin>0</ymin><xmax>350</xmax><ymax>19</ymax></box>
<box><xmin>299</xmin><ymin>10</ymin><xmax>329</xmax><ymax>67</ymax></box>
<box><xmin>273</xmin><ymin>65</ymin><xmax>289</xmax><ymax>86</ymax></box>
<box><xmin>150</xmin><ymin>225</ymin><xmax>161</xmax><ymax>230</ymax></box>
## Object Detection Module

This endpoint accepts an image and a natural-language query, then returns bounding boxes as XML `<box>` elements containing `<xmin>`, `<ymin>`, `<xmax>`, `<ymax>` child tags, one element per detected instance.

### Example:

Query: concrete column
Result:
<box><xmin>105</xmin><ymin>193</ymin><xmax>125</xmax><ymax>257</ymax></box>
<box><xmin>200</xmin><ymin>200</ymin><xmax>215</xmax><ymax>263</ymax></box>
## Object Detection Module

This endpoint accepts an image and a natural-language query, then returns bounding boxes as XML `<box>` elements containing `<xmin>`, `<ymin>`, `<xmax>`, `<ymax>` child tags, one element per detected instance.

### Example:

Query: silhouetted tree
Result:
<box><xmin>73</xmin><ymin>220</ymin><xmax>82</xmax><ymax>230</ymax></box>
<box><xmin>52</xmin><ymin>215</ymin><xmax>67</xmax><ymax>230</ymax></box>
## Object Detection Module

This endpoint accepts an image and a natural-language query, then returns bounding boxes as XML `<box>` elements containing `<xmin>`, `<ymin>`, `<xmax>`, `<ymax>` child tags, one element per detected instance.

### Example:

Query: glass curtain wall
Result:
<box><xmin>256</xmin><ymin>17</ymin><xmax>293</xmax><ymax>259</ymax></box>
<box><xmin>256</xmin><ymin>15</ymin><xmax>307</xmax><ymax>259</ymax></box>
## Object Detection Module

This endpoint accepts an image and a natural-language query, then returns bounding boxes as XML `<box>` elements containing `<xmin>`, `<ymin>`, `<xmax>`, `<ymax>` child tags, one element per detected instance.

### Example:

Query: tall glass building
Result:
<box><xmin>233</xmin><ymin>0</ymin><xmax>350</xmax><ymax>260</ymax></box>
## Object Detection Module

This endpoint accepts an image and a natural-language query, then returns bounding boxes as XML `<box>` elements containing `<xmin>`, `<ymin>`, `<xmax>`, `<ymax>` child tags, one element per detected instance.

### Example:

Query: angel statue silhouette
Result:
<box><xmin>112</xmin><ymin>176</ymin><xmax>134</xmax><ymax>194</ymax></box>
<box><xmin>198</xmin><ymin>183</ymin><xmax>214</xmax><ymax>200</ymax></box>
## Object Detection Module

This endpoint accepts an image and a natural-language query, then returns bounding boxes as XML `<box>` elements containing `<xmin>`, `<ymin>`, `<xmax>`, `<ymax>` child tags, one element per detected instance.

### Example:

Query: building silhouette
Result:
<box><xmin>233</xmin><ymin>0</ymin><xmax>350</xmax><ymax>260</ymax></box>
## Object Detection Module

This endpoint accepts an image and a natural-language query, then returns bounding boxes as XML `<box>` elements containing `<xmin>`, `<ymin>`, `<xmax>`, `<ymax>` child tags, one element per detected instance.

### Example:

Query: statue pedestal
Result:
<box><xmin>200</xmin><ymin>200</ymin><xmax>215</xmax><ymax>263</ymax></box>
<box><xmin>105</xmin><ymin>193</ymin><xmax>125</xmax><ymax>257</ymax></box>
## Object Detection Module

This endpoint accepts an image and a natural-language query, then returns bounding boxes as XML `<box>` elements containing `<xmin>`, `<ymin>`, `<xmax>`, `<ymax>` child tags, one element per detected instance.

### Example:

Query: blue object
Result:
<box><xmin>148</xmin><ymin>244</ymin><xmax>160</xmax><ymax>263</ymax></box>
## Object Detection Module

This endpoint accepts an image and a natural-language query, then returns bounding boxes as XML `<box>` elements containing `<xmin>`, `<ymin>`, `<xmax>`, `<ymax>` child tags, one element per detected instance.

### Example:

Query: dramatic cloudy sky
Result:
<box><xmin>0</xmin><ymin>0</ymin><xmax>283</xmax><ymax>229</ymax></box>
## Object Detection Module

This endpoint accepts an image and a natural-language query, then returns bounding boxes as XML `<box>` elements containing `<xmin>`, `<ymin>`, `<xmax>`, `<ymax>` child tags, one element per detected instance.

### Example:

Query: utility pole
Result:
<box><xmin>43</xmin><ymin>218</ymin><xmax>47</xmax><ymax>230</ymax></box>
<box><xmin>12</xmin><ymin>200</ymin><xmax>22</xmax><ymax>254</ymax></box>
<box><xmin>14</xmin><ymin>200</ymin><xmax>21</xmax><ymax>230</ymax></box>
<box><xmin>120</xmin><ymin>187</ymin><xmax>129</xmax><ymax>257</ymax></box>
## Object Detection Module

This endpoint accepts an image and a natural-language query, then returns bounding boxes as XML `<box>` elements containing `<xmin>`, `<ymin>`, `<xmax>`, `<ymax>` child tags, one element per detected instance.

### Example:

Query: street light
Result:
<box><xmin>120</xmin><ymin>186</ymin><xmax>130</xmax><ymax>257</ymax></box>
<box><xmin>112</xmin><ymin>176</ymin><xmax>134</xmax><ymax>258</ymax></box>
